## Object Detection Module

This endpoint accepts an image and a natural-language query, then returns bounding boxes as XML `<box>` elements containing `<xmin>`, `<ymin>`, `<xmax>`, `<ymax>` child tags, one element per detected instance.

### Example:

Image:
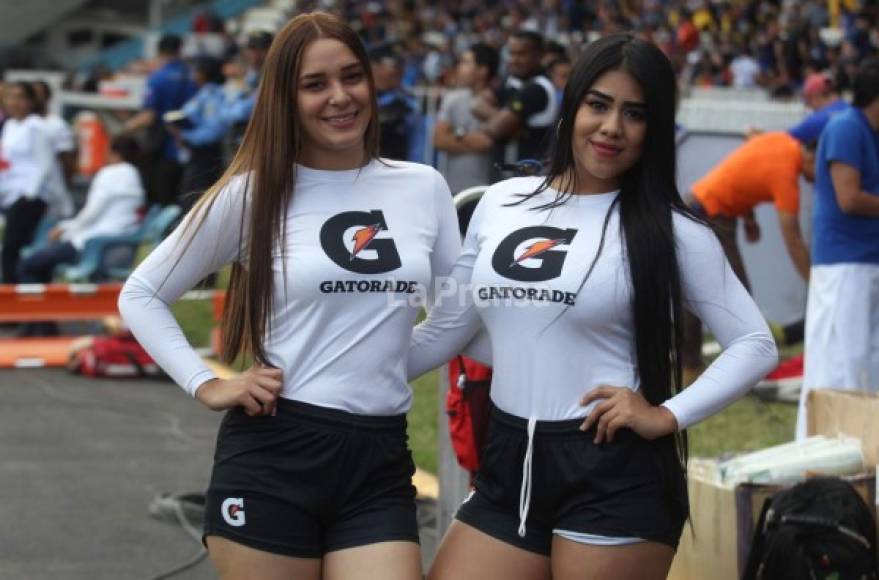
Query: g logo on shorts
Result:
<box><xmin>221</xmin><ymin>497</ymin><xmax>246</xmax><ymax>527</ymax></box>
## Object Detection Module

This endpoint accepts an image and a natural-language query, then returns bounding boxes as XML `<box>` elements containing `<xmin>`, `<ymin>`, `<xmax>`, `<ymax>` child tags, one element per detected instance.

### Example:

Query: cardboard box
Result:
<box><xmin>669</xmin><ymin>463</ymin><xmax>875</xmax><ymax>580</ymax></box>
<box><xmin>808</xmin><ymin>389</ymin><xmax>879</xmax><ymax>467</ymax></box>
<box><xmin>667</xmin><ymin>461</ymin><xmax>737</xmax><ymax>580</ymax></box>
<box><xmin>669</xmin><ymin>389</ymin><xmax>879</xmax><ymax>580</ymax></box>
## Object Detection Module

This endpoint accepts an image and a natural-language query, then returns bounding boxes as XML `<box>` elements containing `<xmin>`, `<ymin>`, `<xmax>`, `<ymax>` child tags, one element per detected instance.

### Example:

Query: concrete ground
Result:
<box><xmin>0</xmin><ymin>368</ymin><xmax>437</xmax><ymax>580</ymax></box>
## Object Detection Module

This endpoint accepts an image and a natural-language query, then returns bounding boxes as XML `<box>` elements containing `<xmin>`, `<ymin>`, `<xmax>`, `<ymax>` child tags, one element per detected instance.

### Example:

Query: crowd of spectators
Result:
<box><xmin>82</xmin><ymin>1</ymin><xmax>873</xmax><ymax>195</ymax></box>
<box><xmin>52</xmin><ymin>1</ymin><xmax>879</xmax><ymax>103</ymax></box>
<box><xmin>318</xmin><ymin>0</ymin><xmax>879</xmax><ymax>98</ymax></box>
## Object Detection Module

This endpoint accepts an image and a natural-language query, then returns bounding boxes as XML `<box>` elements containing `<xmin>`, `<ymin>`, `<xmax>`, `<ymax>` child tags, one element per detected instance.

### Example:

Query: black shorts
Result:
<box><xmin>203</xmin><ymin>399</ymin><xmax>419</xmax><ymax>558</ymax></box>
<box><xmin>456</xmin><ymin>405</ymin><xmax>687</xmax><ymax>556</ymax></box>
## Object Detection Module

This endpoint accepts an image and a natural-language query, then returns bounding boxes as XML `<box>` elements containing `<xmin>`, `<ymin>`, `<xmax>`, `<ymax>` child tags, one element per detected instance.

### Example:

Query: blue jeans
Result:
<box><xmin>17</xmin><ymin>241</ymin><xmax>79</xmax><ymax>283</ymax></box>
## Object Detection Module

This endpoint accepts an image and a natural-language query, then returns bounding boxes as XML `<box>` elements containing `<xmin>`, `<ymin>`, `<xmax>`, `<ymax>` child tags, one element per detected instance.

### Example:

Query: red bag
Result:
<box><xmin>446</xmin><ymin>355</ymin><xmax>492</xmax><ymax>475</ymax></box>
<box><xmin>68</xmin><ymin>332</ymin><xmax>161</xmax><ymax>378</ymax></box>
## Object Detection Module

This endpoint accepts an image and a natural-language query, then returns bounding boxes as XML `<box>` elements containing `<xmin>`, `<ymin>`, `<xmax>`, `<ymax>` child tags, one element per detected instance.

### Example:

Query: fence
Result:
<box><xmin>0</xmin><ymin>284</ymin><xmax>223</xmax><ymax>368</ymax></box>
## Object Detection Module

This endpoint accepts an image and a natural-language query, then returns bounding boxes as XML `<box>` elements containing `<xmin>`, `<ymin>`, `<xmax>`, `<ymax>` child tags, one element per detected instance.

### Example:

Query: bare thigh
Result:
<box><xmin>322</xmin><ymin>541</ymin><xmax>421</xmax><ymax>580</ymax></box>
<box><xmin>551</xmin><ymin>536</ymin><xmax>675</xmax><ymax>580</ymax></box>
<box><xmin>428</xmin><ymin>521</ymin><xmax>551</xmax><ymax>580</ymax></box>
<box><xmin>205</xmin><ymin>535</ymin><xmax>322</xmax><ymax>580</ymax></box>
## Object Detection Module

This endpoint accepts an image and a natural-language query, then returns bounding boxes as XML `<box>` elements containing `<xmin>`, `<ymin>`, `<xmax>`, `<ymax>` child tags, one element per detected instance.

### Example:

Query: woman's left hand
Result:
<box><xmin>579</xmin><ymin>385</ymin><xmax>679</xmax><ymax>444</ymax></box>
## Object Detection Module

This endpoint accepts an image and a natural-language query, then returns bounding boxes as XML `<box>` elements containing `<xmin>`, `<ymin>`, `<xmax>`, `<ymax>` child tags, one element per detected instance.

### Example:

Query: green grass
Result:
<box><xmin>686</xmin><ymin>341</ymin><xmax>799</xmax><ymax>458</ymax></box>
<box><xmin>172</xmin><ymin>300</ymin><xmax>215</xmax><ymax>348</ymax></box>
<box><xmin>168</xmin><ymin>264</ymin><xmax>232</xmax><ymax>350</ymax></box>
<box><xmin>408</xmin><ymin>371</ymin><xmax>440</xmax><ymax>474</ymax></box>
<box><xmin>688</xmin><ymin>397</ymin><xmax>796</xmax><ymax>458</ymax></box>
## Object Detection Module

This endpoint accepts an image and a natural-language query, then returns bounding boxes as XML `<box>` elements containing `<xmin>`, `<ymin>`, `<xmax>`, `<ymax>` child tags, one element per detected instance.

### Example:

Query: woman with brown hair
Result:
<box><xmin>119</xmin><ymin>12</ymin><xmax>460</xmax><ymax>580</ymax></box>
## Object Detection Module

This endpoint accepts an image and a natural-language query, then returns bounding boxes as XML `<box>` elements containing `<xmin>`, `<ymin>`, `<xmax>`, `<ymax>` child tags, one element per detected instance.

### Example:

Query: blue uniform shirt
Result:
<box><xmin>180</xmin><ymin>83</ymin><xmax>230</xmax><ymax>147</ymax></box>
<box><xmin>218</xmin><ymin>69</ymin><xmax>260</xmax><ymax>128</ymax></box>
<box><xmin>812</xmin><ymin>107</ymin><xmax>879</xmax><ymax>265</ymax></box>
<box><xmin>220</xmin><ymin>93</ymin><xmax>255</xmax><ymax>127</ymax></box>
<box><xmin>377</xmin><ymin>89</ymin><xmax>425</xmax><ymax>163</ymax></box>
<box><xmin>143</xmin><ymin>59</ymin><xmax>197</xmax><ymax>161</ymax></box>
<box><xmin>789</xmin><ymin>98</ymin><xmax>849</xmax><ymax>145</ymax></box>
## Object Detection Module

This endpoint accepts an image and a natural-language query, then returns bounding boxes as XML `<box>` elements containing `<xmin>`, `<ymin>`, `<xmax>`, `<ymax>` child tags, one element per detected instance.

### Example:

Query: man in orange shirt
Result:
<box><xmin>683</xmin><ymin>131</ymin><xmax>816</xmax><ymax>374</ymax></box>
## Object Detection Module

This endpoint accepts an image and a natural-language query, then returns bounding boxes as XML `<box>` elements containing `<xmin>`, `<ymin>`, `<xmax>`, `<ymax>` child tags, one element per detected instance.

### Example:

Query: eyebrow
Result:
<box><xmin>586</xmin><ymin>89</ymin><xmax>646</xmax><ymax>108</ymax></box>
<box><xmin>300</xmin><ymin>62</ymin><xmax>363</xmax><ymax>81</ymax></box>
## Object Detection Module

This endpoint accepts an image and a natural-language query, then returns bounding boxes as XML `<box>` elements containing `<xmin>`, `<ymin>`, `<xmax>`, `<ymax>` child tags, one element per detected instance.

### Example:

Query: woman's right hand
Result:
<box><xmin>195</xmin><ymin>365</ymin><xmax>283</xmax><ymax>416</ymax></box>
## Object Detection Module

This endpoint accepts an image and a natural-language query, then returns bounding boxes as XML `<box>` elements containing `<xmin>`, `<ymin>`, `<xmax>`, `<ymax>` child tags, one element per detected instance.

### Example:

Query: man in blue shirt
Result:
<box><xmin>369</xmin><ymin>43</ymin><xmax>425</xmax><ymax>163</ymax></box>
<box><xmin>797</xmin><ymin>59</ymin><xmax>879</xmax><ymax>440</ymax></box>
<box><xmin>165</xmin><ymin>57</ymin><xmax>228</xmax><ymax>210</ymax></box>
<box><xmin>789</xmin><ymin>72</ymin><xmax>849</xmax><ymax>145</ymax></box>
<box><xmin>123</xmin><ymin>34</ymin><xmax>196</xmax><ymax>206</ymax></box>
<box><xmin>220</xmin><ymin>31</ymin><xmax>273</xmax><ymax>146</ymax></box>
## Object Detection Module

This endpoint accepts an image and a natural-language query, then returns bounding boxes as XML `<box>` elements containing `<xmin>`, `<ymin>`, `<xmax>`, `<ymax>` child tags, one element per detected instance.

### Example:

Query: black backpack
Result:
<box><xmin>742</xmin><ymin>477</ymin><xmax>879</xmax><ymax>580</ymax></box>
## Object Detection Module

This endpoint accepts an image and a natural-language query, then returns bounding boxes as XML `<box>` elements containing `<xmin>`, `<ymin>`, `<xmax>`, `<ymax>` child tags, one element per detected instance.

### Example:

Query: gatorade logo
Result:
<box><xmin>492</xmin><ymin>226</ymin><xmax>578</xmax><ymax>282</ymax></box>
<box><xmin>320</xmin><ymin>210</ymin><xmax>402</xmax><ymax>274</ymax></box>
<box><xmin>221</xmin><ymin>497</ymin><xmax>245</xmax><ymax>527</ymax></box>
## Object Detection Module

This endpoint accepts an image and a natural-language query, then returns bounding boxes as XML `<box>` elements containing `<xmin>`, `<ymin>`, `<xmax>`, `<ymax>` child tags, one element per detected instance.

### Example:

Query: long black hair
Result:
<box><xmin>516</xmin><ymin>33</ymin><xmax>692</xmax><ymax>517</ymax></box>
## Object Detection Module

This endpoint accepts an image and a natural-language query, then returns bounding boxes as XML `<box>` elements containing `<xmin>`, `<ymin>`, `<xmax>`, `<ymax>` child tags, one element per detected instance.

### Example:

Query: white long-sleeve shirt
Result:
<box><xmin>408</xmin><ymin>177</ymin><xmax>778</xmax><ymax>430</ymax></box>
<box><xmin>119</xmin><ymin>160</ymin><xmax>460</xmax><ymax>415</ymax></box>
<box><xmin>56</xmin><ymin>162</ymin><xmax>144</xmax><ymax>250</ymax></box>
<box><xmin>0</xmin><ymin>114</ymin><xmax>55</xmax><ymax>208</ymax></box>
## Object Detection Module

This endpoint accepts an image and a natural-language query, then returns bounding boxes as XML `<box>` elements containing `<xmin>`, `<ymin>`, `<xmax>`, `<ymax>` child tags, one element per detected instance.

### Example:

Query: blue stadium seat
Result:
<box><xmin>57</xmin><ymin>205</ymin><xmax>182</xmax><ymax>283</ymax></box>
<box><xmin>19</xmin><ymin>215</ymin><xmax>61</xmax><ymax>260</ymax></box>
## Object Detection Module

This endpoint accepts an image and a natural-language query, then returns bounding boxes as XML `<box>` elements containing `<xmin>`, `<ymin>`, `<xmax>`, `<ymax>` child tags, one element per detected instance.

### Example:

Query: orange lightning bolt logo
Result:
<box><xmin>350</xmin><ymin>224</ymin><xmax>384</xmax><ymax>260</ymax></box>
<box><xmin>510</xmin><ymin>239</ymin><xmax>566</xmax><ymax>266</ymax></box>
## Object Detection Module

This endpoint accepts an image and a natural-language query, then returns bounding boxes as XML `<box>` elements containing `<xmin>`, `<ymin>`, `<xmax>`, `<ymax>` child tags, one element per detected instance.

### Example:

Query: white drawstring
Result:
<box><xmin>518</xmin><ymin>417</ymin><xmax>537</xmax><ymax>538</ymax></box>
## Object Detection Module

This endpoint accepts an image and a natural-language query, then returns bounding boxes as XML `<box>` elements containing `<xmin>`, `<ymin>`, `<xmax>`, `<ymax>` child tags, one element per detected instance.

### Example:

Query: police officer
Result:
<box><xmin>122</xmin><ymin>34</ymin><xmax>197</xmax><ymax>206</ymax></box>
<box><xmin>369</xmin><ymin>42</ymin><xmax>425</xmax><ymax>163</ymax></box>
<box><xmin>220</xmin><ymin>31</ymin><xmax>274</xmax><ymax>147</ymax></box>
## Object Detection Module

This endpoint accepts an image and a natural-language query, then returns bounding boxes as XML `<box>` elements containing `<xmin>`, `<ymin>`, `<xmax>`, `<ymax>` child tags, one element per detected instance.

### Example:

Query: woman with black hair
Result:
<box><xmin>408</xmin><ymin>33</ymin><xmax>778</xmax><ymax>579</ymax></box>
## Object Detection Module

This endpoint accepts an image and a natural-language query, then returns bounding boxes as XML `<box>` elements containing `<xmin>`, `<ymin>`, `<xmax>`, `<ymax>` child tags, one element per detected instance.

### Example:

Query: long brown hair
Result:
<box><xmin>183</xmin><ymin>12</ymin><xmax>380</xmax><ymax>364</ymax></box>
